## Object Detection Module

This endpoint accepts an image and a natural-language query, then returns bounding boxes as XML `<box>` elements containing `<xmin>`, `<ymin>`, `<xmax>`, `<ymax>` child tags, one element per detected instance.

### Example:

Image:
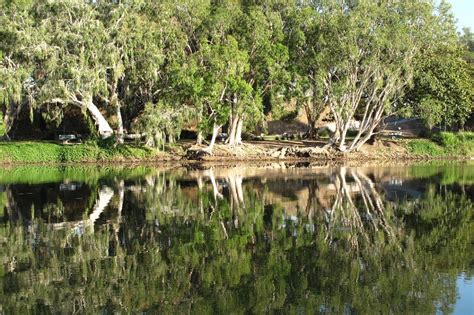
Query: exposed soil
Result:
<box><xmin>180</xmin><ymin>138</ymin><xmax>422</xmax><ymax>163</ymax></box>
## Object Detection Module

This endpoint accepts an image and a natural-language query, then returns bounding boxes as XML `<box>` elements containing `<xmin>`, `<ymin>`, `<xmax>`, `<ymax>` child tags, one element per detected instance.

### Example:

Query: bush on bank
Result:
<box><xmin>407</xmin><ymin>132</ymin><xmax>474</xmax><ymax>157</ymax></box>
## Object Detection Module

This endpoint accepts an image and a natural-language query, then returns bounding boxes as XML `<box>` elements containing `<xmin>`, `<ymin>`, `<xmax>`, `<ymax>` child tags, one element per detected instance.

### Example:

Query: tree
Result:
<box><xmin>96</xmin><ymin>0</ymin><xmax>191</xmax><ymax>144</ymax></box>
<box><xmin>182</xmin><ymin>0</ymin><xmax>288</xmax><ymax>149</ymax></box>
<box><xmin>179</xmin><ymin>2</ymin><xmax>254</xmax><ymax>151</ymax></box>
<box><xmin>316</xmin><ymin>0</ymin><xmax>434</xmax><ymax>152</ymax></box>
<box><xmin>1</xmin><ymin>0</ymin><xmax>116</xmax><ymax>138</ymax></box>
<box><xmin>404</xmin><ymin>1</ymin><xmax>474</xmax><ymax>130</ymax></box>
<box><xmin>199</xmin><ymin>35</ymin><xmax>251</xmax><ymax>152</ymax></box>
<box><xmin>405</xmin><ymin>53</ymin><xmax>474</xmax><ymax>130</ymax></box>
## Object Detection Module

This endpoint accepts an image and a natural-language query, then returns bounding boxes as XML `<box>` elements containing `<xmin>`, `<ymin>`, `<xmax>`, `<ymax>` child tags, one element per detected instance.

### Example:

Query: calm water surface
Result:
<box><xmin>0</xmin><ymin>162</ymin><xmax>473</xmax><ymax>314</ymax></box>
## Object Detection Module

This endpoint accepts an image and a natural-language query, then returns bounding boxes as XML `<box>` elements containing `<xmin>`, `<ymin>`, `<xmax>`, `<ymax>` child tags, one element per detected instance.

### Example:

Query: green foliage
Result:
<box><xmin>407</xmin><ymin>132</ymin><xmax>474</xmax><ymax>157</ymax></box>
<box><xmin>431</xmin><ymin>132</ymin><xmax>474</xmax><ymax>155</ymax></box>
<box><xmin>277</xmin><ymin>109</ymin><xmax>299</xmax><ymax>122</ymax></box>
<box><xmin>403</xmin><ymin>2</ymin><xmax>474</xmax><ymax>129</ymax></box>
<box><xmin>407</xmin><ymin>139</ymin><xmax>445</xmax><ymax>157</ymax></box>
<box><xmin>405</xmin><ymin>52</ymin><xmax>474</xmax><ymax>129</ymax></box>
<box><xmin>133</xmin><ymin>102</ymin><xmax>185</xmax><ymax>149</ymax></box>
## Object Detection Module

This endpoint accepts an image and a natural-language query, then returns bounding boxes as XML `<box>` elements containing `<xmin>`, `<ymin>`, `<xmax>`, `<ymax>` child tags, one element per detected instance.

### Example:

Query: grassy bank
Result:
<box><xmin>406</xmin><ymin>132</ymin><xmax>474</xmax><ymax>158</ymax></box>
<box><xmin>0</xmin><ymin>140</ymin><xmax>165</xmax><ymax>164</ymax></box>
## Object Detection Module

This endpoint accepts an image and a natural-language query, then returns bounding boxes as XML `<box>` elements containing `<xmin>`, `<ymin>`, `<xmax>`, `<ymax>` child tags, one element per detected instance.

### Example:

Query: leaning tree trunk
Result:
<box><xmin>205</xmin><ymin>124</ymin><xmax>221</xmax><ymax>154</ymax></box>
<box><xmin>235</xmin><ymin>117</ymin><xmax>244</xmax><ymax>145</ymax></box>
<box><xmin>86</xmin><ymin>100</ymin><xmax>113</xmax><ymax>139</ymax></box>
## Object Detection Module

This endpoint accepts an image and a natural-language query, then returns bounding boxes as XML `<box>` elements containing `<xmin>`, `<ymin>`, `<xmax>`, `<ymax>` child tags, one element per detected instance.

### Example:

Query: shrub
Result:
<box><xmin>407</xmin><ymin>132</ymin><xmax>474</xmax><ymax>157</ymax></box>
<box><xmin>407</xmin><ymin>139</ymin><xmax>444</xmax><ymax>156</ymax></box>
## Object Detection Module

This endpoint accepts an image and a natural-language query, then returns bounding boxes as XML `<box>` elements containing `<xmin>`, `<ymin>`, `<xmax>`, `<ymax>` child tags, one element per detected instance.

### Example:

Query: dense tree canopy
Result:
<box><xmin>1</xmin><ymin>0</ymin><xmax>472</xmax><ymax>151</ymax></box>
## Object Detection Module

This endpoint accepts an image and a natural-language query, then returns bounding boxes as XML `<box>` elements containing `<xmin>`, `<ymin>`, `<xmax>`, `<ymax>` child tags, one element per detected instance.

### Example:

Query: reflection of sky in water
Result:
<box><xmin>454</xmin><ymin>273</ymin><xmax>474</xmax><ymax>315</ymax></box>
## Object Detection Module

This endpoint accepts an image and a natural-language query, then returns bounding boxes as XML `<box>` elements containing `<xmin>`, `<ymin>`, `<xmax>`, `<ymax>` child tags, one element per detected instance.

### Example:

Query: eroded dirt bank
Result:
<box><xmin>180</xmin><ymin>139</ymin><xmax>450</xmax><ymax>163</ymax></box>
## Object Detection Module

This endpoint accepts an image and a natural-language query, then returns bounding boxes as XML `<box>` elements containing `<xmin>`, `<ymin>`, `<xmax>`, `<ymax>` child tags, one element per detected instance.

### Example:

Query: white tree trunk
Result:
<box><xmin>227</xmin><ymin>114</ymin><xmax>239</xmax><ymax>146</ymax></box>
<box><xmin>227</xmin><ymin>175</ymin><xmax>239</xmax><ymax>206</ymax></box>
<box><xmin>86</xmin><ymin>101</ymin><xmax>113</xmax><ymax>139</ymax></box>
<box><xmin>205</xmin><ymin>124</ymin><xmax>221</xmax><ymax>153</ymax></box>
<box><xmin>235</xmin><ymin>174</ymin><xmax>244</xmax><ymax>204</ymax></box>
<box><xmin>235</xmin><ymin>117</ymin><xmax>243</xmax><ymax>145</ymax></box>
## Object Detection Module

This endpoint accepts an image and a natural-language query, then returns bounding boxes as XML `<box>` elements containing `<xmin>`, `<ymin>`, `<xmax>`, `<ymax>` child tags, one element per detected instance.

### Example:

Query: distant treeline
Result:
<box><xmin>1</xmin><ymin>0</ymin><xmax>473</xmax><ymax>152</ymax></box>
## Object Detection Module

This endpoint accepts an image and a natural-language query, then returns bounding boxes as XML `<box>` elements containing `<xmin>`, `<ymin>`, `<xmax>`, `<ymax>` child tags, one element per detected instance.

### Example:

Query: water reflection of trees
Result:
<box><xmin>0</xmin><ymin>164</ymin><xmax>473</xmax><ymax>313</ymax></box>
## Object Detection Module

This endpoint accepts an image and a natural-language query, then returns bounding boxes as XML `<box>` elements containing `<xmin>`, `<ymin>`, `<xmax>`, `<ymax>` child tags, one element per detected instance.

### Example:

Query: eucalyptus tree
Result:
<box><xmin>315</xmin><ymin>0</ymin><xmax>435</xmax><ymax>152</ymax></box>
<box><xmin>184</xmin><ymin>0</ymin><xmax>290</xmax><ymax>148</ymax></box>
<box><xmin>199</xmin><ymin>35</ymin><xmax>252</xmax><ymax>152</ymax></box>
<box><xmin>1</xmin><ymin>0</ymin><xmax>114</xmax><ymax>138</ymax></box>
<box><xmin>182</xmin><ymin>2</ymin><xmax>254</xmax><ymax>151</ymax></box>
<box><xmin>228</xmin><ymin>1</ymin><xmax>289</xmax><ymax>145</ymax></box>
<box><xmin>95</xmin><ymin>0</ymin><xmax>192</xmax><ymax>144</ymax></box>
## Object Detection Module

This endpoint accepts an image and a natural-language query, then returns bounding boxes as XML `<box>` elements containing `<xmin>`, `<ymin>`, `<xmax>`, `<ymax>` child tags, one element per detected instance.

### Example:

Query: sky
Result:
<box><xmin>448</xmin><ymin>0</ymin><xmax>474</xmax><ymax>32</ymax></box>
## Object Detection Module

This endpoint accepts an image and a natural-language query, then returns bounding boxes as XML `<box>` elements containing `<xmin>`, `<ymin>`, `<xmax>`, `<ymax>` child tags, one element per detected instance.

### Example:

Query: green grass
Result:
<box><xmin>0</xmin><ymin>140</ymin><xmax>160</xmax><ymax>163</ymax></box>
<box><xmin>407</xmin><ymin>132</ymin><xmax>474</xmax><ymax>157</ymax></box>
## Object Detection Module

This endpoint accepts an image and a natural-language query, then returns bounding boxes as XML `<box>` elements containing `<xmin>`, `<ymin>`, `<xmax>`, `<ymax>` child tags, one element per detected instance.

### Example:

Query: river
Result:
<box><xmin>0</xmin><ymin>162</ymin><xmax>473</xmax><ymax>313</ymax></box>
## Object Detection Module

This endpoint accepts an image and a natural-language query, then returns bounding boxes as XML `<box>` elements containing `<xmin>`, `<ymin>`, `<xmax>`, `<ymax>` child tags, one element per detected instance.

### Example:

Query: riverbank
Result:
<box><xmin>0</xmin><ymin>132</ymin><xmax>472</xmax><ymax>164</ymax></box>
